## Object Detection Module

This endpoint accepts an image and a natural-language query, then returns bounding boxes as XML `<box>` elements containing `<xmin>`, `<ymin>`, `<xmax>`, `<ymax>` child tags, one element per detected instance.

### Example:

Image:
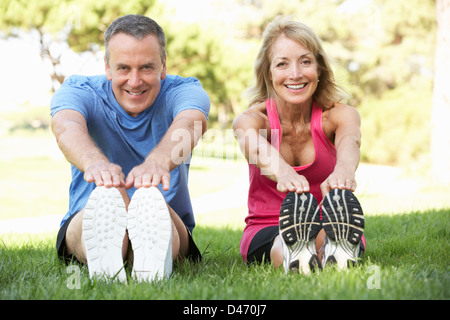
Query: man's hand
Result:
<box><xmin>125</xmin><ymin>158</ymin><xmax>171</xmax><ymax>191</ymax></box>
<box><xmin>84</xmin><ymin>159</ymin><xmax>125</xmax><ymax>188</ymax></box>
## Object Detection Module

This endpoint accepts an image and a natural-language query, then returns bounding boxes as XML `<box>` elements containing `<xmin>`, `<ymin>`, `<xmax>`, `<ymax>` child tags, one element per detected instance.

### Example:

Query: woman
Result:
<box><xmin>233</xmin><ymin>16</ymin><xmax>365</xmax><ymax>274</ymax></box>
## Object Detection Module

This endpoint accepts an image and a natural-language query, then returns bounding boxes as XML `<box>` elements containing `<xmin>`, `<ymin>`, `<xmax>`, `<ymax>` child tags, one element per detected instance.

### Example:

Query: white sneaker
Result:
<box><xmin>127</xmin><ymin>187</ymin><xmax>172</xmax><ymax>282</ymax></box>
<box><xmin>82</xmin><ymin>186</ymin><xmax>127</xmax><ymax>282</ymax></box>
<box><xmin>321</xmin><ymin>189</ymin><xmax>365</xmax><ymax>269</ymax></box>
<box><xmin>279</xmin><ymin>192</ymin><xmax>322</xmax><ymax>275</ymax></box>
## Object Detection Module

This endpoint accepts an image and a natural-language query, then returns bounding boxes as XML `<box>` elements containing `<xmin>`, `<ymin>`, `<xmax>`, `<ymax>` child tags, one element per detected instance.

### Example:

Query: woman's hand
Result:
<box><xmin>320</xmin><ymin>166</ymin><xmax>357</xmax><ymax>198</ymax></box>
<box><xmin>276</xmin><ymin>166</ymin><xmax>310</xmax><ymax>194</ymax></box>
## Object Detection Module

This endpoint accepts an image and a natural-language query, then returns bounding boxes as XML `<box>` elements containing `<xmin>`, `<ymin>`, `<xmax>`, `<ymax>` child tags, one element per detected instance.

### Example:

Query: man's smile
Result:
<box><xmin>125</xmin><ymin>89</ymin><xmax>148</xmax><ymax>97</ymax></box>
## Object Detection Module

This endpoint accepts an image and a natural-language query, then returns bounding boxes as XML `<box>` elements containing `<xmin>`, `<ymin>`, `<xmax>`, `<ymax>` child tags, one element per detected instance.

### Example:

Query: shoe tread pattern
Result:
<box><xmin>279</xmin><ymin>192</ymin><xmax>322</xmax><ymax>274</ymax></box>
<box><xmin>279</xmin><ymin>192</ymin><xmax>321</xmax><ymax>245</ymax></box>
<box><xmin>82</xmin><ymin>186</ymin><xmax>127</xmax><ymax>282</ymax></box>
<box><xmin>127</xmin><ymin>187</ymin><xmax>172</xmax><ymax>281</ymax></box>
<box><xmin>322</xmin><ymin>189</ymin><xmax>364</xmax><ymax>245</ymax></box>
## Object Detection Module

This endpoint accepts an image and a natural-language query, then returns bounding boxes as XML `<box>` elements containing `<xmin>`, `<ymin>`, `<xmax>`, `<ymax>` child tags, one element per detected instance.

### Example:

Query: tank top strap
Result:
<box><xmin>265</xmin><ymin>99</ymin><xmax>281</xmax><ymax>150</ymax></box>
<box><xmin>310</xmin><ymin>101</ymin><xmax>321</xmax><ymax>132</ymax></box>
<box><xmin>310</xmin><ymin>101</ymin><xmax>336</xmax><ymax>152</ymax></box>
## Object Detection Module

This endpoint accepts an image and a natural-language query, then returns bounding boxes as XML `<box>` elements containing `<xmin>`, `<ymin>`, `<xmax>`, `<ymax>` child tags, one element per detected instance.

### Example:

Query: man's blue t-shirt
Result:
<box><xmin>50</xmin><ymin>74</ymin><xmax>210</xmax><ymax>232</ymax></box>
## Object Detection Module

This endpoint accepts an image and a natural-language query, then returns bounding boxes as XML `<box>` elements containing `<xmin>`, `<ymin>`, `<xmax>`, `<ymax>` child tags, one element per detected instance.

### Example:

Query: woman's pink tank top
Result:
<box><xmin>240</xmin><ymin>99</ymin><xmax>337</xmax><ymax>262</ymax></box>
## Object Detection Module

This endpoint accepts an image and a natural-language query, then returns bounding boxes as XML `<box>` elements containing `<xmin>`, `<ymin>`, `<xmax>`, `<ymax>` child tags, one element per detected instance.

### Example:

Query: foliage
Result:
<box><xmin>240</xmin><ymin>0</ymin><xmax>436</xmax><ymax>105</ymax></box>
<box><xmin>359</xmin><ymin>82</ymin><xmax>432</xmax><ymax>165</ymax></box>
<box><xmin>0</xmin><ymin>0</ymin><xmax>438</xmax><ymax>165</ymax></box>
<box><xmin>163</xmin><ymin>22</ymin><xmax>256</xmax><ymax>127</ymax></box>
<box><xmin>0</xmin><ymin>0</ymin><xmax>156</xmax><ymax>48</ymax></box>
<box><xmin>1</xmin><ymin>0</ymin><xmax>436</xmax><ymax>110</ymax></box>
<box><xmin>0</xmin><ymin>0</ymin><xmax>156</xmax><ymax>91</ymax></box>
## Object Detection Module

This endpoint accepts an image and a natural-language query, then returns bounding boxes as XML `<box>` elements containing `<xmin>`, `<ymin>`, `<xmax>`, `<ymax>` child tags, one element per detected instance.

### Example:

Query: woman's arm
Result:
<box><xmin>233</xmin><ymin>107</ymin><xmax>310</xmax><ymax>193</ymax></box>
<box><xmin>321</xmin><ymin>104</ymin><xmax>361</xmax><ymax>197</ymax></box>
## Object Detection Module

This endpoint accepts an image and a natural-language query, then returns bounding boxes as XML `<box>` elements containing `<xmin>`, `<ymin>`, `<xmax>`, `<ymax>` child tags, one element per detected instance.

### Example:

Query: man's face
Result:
<box><xmin>105</xmin><ymin>33</ymin><xmax>166</xmax><ymax>117</ymax></box>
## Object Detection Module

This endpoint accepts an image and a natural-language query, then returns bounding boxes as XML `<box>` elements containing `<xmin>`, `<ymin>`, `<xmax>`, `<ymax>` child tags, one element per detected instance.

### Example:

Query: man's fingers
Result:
<box><xmin>84</xmin><ymin>172</ymin><xmax>94</xmax><ymax>184</ymax></box>
<box><xmin>111</xmin><ymin>172</ymin><xmax>125</xmax><ymax>187</ymax></box>
<box><xmin>126</xmin><ymin>171</ymin><xmax>171</xmax><ymax>190</ymax></box>
<box><xmin>100</xmin><ymin>170</ymin><xmax>113</xmax><ymax>187</ymax></box>
<box><xmin>125</xmin><ymin>171</ymin><xmax>135</xmax><ymax>189</ymax></box>
<box><xmin>150</xmin><ymin>173</ymin><xmax>161</xmax><ymax>188</ymax></box>
<box><xmin>161</xmin><ymin>175</ymin><xmax>170</xmax><ymax>191</ymax></box>
<box><xmin>92</xmin><ymin>172</ymin><xmax>104</xmax><ymax>186</ymax></box>
<box><xmin>83</xmin><ymin>161</ymin><xmax>124</xmax><ymax>188</ymax></box>
<box><xmin>142</xmin><ymin>173</ymin><xmax>153</xmax><ymax>188</ymax></box>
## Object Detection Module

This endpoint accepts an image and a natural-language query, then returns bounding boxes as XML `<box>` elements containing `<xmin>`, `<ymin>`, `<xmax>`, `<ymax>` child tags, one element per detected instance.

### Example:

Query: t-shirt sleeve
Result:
<box><xmin>167</xmin><ymin>78</ymin><xmax>210</xmax><ymax>120</ymax></box>
<box><xmin>50</xmin><ymin>76</ymin><xmax>92</xmax><ymax>119</ymax></box>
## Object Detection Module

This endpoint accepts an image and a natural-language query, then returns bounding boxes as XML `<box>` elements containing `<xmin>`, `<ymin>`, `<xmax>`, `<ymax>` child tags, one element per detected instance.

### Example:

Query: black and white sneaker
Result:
<box><xmin>279</xmin><ymin>192</ymin><xmax>322</xmax><ymax>275</ymax></box>
<box><xmin>321</xmin><ymin>189</ymin><xmax>365</xmax><ymax>269</ymax></box>
<box><xmin>127</xmin><ymin>187</ymin><xmax>172</xmax><ymax>282</ymax></box>
<box><xmin>82</xmin><ymin>186</ymin><xmax>128</xmax><ymax>282</ymax></box>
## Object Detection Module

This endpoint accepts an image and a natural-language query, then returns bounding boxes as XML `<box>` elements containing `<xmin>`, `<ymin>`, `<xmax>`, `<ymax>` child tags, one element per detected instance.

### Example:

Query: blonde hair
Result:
<box><xmin>246</xmin><ymin>16</ymin><xmax>347</xmax><ymax>110</ymax></box>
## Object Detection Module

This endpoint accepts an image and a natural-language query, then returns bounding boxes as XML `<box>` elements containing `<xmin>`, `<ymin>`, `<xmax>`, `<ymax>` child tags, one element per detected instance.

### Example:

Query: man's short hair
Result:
<box><xmin>104</xmin><ymin>14</ymin><xmax>166</xmax><ymax>64</ymax></box>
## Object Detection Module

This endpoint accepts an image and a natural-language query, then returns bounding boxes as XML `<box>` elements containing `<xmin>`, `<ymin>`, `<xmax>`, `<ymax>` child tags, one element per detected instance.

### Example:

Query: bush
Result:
<box><xmin>358</xmin><ymin>82</ymin><xmax>432</xmax><ymax>166</ymax></box>
<box><xmin>2</xmin><ymin>105</ymin><xmax>50</xmax><ymax>134</ymax></box>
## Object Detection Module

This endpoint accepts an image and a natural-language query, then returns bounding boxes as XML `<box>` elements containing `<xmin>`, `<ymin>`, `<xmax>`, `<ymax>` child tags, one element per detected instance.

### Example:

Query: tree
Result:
<box><xmin>0</xmin><ymin>0</ymin><xmax>155</xmax><ymax>92</ymax></box>
<box><xmin>1</xmin><ymin>0</ymin><xmax>71</xmax><ymax>92</ymax></box>
<box><xmin>160</xmin><ymin>9</ymin><xmax>256</xmax><ymax>128</ymax></box>
<box><xmin>0</xmin><ymin>0</ymin><xmax>254</xmax><ymax>128</ymax></box>
<box><xmin>431</xmin><ymin>0</ymin><xmax>450</xmax><ymax>184</ymax></box>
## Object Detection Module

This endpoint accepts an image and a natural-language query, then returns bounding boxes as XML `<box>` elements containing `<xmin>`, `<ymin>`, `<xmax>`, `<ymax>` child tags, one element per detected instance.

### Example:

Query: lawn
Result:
<box><xmin>0</xmin><ymin>134</ymin><xmax>449</xmax><ymax>301</ymax></box>
<box><xmin>1</xmin><ymin>210</ymin><xmax>449</xmax><ymax>301</ymax></box>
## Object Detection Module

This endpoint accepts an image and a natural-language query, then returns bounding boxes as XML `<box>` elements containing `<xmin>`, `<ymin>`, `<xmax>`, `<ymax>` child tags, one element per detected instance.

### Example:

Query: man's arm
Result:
<box><xmin>125</xmin><ymin>109</ymin><xmax>207</xmax><ymax>191</ymax></box>
<box><xmin>51</xmin><ymin>109</ymin><xmax>125</xmax><ymax>187</ymax></box>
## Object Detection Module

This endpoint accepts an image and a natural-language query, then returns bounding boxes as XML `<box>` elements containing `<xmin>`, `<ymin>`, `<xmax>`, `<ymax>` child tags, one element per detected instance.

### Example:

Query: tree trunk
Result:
<box><xmin>431</xmin><ymin>0</ymin><xmax>450</xmax><ymax>184</ymax></box>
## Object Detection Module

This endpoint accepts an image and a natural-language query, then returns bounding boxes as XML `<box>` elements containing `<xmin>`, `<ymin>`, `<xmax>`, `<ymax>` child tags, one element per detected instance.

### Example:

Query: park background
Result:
<box><xmin>0</xmin><ymin>0</ymin><xmax>449</xmax><ymax>300</ymax></box>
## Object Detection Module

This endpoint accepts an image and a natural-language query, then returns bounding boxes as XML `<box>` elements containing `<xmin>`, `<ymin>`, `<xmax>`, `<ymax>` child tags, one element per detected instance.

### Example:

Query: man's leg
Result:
<box><xmin>167</xmin><ymin>205</ymin><xmax>189</xmax><ymax>259</ymax></box>
<box><xmin>62</xmin><ymin>186</ymin><xmax>197</xmax><ymax>282</ymax></box>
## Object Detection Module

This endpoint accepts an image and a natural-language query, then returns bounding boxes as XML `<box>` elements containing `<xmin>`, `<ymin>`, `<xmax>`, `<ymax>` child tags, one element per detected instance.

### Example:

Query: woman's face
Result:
<box><xmin>269</xmin><ymin>34</ymin><xmax>320</xmax><ymax>109</ymax></box>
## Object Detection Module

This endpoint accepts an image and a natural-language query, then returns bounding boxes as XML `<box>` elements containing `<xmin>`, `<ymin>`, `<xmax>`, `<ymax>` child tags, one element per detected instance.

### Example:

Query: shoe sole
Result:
<box><xmin>127</xmin><ymin>187</ymin><xmax>172</xmax><ymax>282</ymax></box>
<box><xmin>279</xmin><ymin>192</ymin><xmax>321</xmax><ymax>274</ymax></box>
<box><xmin>321</xmin><ymin>189</ymin><xmax>364</xmax><ymax>269</ymax></box>
<box><xmin>82</xmin><ymin>186</ymin><xmax>127</xmax><ymax>282</ymax></box>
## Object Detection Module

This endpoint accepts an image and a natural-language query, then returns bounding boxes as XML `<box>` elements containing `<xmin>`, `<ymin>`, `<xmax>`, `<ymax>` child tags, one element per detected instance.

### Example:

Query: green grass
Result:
<box><xmin>0</xmin><ymin>210</ymin><xmax>449</xmax><ymax>300</ymax></box>
<box><xmin>0</xmin><ymin>133</ymin><xmax>449</xmax><ymax>300</ymax></box>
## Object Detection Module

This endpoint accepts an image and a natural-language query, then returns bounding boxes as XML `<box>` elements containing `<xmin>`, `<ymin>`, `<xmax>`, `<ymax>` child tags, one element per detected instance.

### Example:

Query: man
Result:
<box><xmin>51</xmin><ymin>15</ymin><xmax>210</xmax><ymax>282</ymax></box>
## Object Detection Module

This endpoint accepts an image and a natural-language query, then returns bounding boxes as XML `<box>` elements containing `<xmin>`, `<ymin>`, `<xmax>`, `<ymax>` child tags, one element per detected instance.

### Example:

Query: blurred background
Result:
<box><xmin>0</xmin><ymin>0</ymin><xmax>449</xmax><ymax>233</ymax></box>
